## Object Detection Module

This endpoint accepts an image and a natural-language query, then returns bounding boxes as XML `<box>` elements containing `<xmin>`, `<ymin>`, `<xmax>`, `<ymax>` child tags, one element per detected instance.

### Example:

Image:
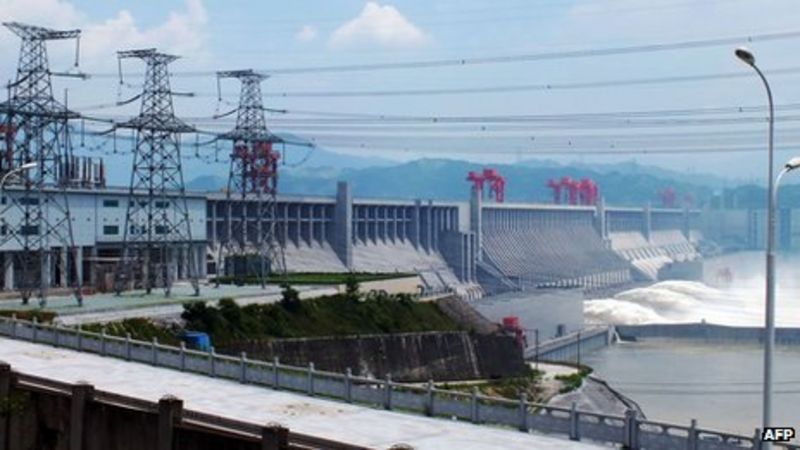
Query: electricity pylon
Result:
<box><xmin>215</xmin><ymin>70</ymin><xmax>285</xmax><ymax>288</ymax></box>
<box><xmin>0</xmin><ymin>22</ymin><xmax>84</xmax><ymax>306</ymax></box>
<box><xmin>113</xmin><ymin>49</ymin><xmax>199</xmax><ymax>297</ymax></box>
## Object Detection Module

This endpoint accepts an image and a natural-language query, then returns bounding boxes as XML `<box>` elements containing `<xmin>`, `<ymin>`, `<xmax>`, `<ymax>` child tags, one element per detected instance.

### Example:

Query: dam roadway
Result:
<box><xmin>0</xmin><ymin>337</ymin><xmax>601</xmax><ymax>450</ymax></box>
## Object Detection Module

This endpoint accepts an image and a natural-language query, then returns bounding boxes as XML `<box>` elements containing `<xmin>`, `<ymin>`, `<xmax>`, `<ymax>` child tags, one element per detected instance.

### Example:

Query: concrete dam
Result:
<box><xmin>0</xmin><ymin>180</ymin><xmax>703</xmax><ymax>297</ymax></box>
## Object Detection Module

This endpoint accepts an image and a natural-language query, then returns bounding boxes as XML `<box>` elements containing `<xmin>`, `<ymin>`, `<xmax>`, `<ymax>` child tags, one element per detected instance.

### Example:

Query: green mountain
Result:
<box><xmin>182</xmin><ymin>158</ymin><xmax>707</xmax><ymax>206</ymax></box>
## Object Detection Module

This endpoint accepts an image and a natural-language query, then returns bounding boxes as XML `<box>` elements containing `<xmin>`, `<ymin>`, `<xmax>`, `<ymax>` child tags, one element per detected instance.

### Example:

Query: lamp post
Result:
<box><xmin>735</xmin><ymin>46</ymin><xmax>776</xmax><ymax>440</ymax></box>
<box><xmin>0</xmin><ymin>161</ymin><xmax>37</xmax><ymax>192</ymax></box>
<box><xmin>775</xmin><ymin>157</ymin><xmax>800</xmax><ymax>213</ymax></box>
<box><xmin>0</xmin><ymin>161</ymin><xmax>38</xmax><ymax>302</ymax></box>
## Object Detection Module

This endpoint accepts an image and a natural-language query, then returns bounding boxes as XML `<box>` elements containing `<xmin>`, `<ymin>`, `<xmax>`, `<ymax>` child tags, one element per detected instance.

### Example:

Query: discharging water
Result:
<box><xmin>581</xmin><ymin>251</ymin><xmax>800</xmax><ymax>439</ymax></box>
<box><xmin>585</xmin><ymin>252</ymin><xmax>800</xmax><ymax>327</ymax></box>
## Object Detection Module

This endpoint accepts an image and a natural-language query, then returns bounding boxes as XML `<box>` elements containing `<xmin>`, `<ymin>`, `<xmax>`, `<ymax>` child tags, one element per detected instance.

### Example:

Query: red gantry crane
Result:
<box><xmin>467</xmin><ymin>170</ymin><xmax>485</xmax><ymax>194</ymax></box>
<box><xmin>547</xmin><ymin>178</ymin><xmax>562</xmax><ymax>204</ymax></box>
<box><xmin>466</xmin><ymin>168</ymin><xmax>505</xmax><ymax>203</ymax></box>
<box><xmin>659</xmin><ymin>187</ymin><xmax>677</xmax><ymax>208</ymax></box>
<box><xmin>483</xmin><ymin>168</ymin><xmax>506</xmax><ymax>203</ymax></box>
<box><xmin>548</xmin><ymin>176</ymin><xmax>599</xmax><ymax>205</ymax></box>
<box><xmin>562</xmin><ymin>176</ymin><xmax>579</xmax><ymax>205</ymax></box>
<box><xmin>578</xmin><ymin>177</ymin><xmax>599</xmax><ymax>205</ymax></box>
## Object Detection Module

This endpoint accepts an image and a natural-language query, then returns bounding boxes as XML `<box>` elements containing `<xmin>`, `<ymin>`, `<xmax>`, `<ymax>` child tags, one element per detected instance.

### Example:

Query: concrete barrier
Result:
<box><xmin>616</xmin><ymin>323</ymin><xmax>800</xmax><ymax>344</ymax></box>
<box><xmin>526</xmin><ymin>327</ymin><xmax>613</xmax><ymax>363</ymax></box>
<box><xmin>0</xmin><ymin>362</ymin><xmax>361</xmax><ymax>450</ymax></box>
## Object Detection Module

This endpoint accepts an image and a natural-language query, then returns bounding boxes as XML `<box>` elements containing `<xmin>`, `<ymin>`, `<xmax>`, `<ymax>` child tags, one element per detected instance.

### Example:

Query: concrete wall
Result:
<box><xmin>207</xmin><ymin>188</ymin><xmax>467</xmax><ymax>283</ymax></box>
<box><xmin>656</xmin><ymin>259</ymin><xmax>703</xmax><ymax>281</ymax></box>
<box><xmin>476</xmin><ymin>202</ymin><xmax>696</xmax><ymax>291</ymax></box>
<box><xmin>616</xmin><ymin>323</ymin><xmax>800</xmax><ymax>344</ymax></box>
<box><xmin>704</xmin><ymin>207</ymin><xmax>800</xmax><ymax>251</ymax></box>
<box><xmin>219</xmin><ymin>331</ymin><xmax>526</xmax><ymax>382</ymax></box>
<box><xmin>482</xmin><ymin>203</ymin><xmax>596</xmax><ymax>232</ymax></box>
<box><xmin>531</xmin><ymin>326</ymin><xmax>613</xmax><ymax>363</ymax></box>
<box><xmin>0</xmin><ymin>364</ymin><xmax>304</xmax><ymax>450</ymax></box>
<box><xmin>439</xmin><ymin>230</ymin><xmax>476</xmax><ymax>283</ymax></box>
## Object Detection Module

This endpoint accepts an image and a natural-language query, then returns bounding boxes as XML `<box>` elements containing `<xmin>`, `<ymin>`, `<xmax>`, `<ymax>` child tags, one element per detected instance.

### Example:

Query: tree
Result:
<box><xmin>344</xmin><ymin>272</ymin><xmax>360</xmax><ymax>302</ymax></box>
<box><xmin>280</xmin><ymin>283</ymin><xmax>301</xmax><ymax>311</ymax></box>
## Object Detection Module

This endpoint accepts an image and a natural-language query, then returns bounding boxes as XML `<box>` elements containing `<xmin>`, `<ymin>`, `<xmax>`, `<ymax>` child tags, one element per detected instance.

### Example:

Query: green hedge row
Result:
<box><xmin>211</xmin><ymin>272</ymin><xmax>415</xmax><ymax>286</ymax></box>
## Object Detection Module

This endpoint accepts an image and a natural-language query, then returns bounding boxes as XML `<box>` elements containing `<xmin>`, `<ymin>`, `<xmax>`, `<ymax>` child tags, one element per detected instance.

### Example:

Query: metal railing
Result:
<box><xmin>0</xmin><ymin>315</ymin><xmax>797</xmax><ymax>450</ymax></box>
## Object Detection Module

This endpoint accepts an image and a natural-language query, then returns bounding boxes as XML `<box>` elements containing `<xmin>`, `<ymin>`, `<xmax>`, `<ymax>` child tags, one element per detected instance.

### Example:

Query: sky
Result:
<box><xmin>2</xmin><ymin>0</ymin><xmax>800</xmax><ymax>183</ymax></box>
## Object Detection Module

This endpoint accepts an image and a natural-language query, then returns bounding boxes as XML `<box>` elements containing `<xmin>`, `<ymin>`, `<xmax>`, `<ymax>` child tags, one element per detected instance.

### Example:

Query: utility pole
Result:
<box><xmin>0</xmin><ymin>22</ymin><xmax>84</xmax><ymax>307</ymax></box>
<box><xmin>215</xmin><ymin>70</ymin><xmax>285</xmax><ymax>288</ymax></box>
<box><xmin>113</xmin><ymin>49</ymin><xmax>199</xmax><ymax>297</ymax></box>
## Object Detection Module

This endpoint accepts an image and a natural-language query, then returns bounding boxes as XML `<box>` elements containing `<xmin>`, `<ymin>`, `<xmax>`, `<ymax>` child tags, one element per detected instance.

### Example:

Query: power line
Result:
<box><xmin>186</xmin><ymin>120</ymin><xmax>798</xmax><ymax>134</ymax></box>
<box><xmin>252</xmin><ymin>67</ymin><xmax>800</xmax><ymax>98</ymax></box>
<box><xmin>72</xmin><ymin>123</ymin><xmax>800</xmax><ymax>157</ymax></box>
<box><xmin>87</xmin><ymin>29</ymin><xmax>800</xmax><ymax>77</ymax></box>
<box><xmin>196</xmin><ymin>115</ymin><xmax>794</xmax><ymax>129</ymax></box>
<box><xmin>295</xmin><ymin>142</ymin><xmax>800</xmax><ymax>156</ymax></box>
<box><xmin>266</xmin><ymin>133</ymin><xmax>787</xmax><ymax>150</ymax></box>
<box><xmin>77</xmin><ymin>119</ymin><xmax>800</xmax><ymax>148</ymax></box>
<box><xmin>88</xmin><ymin>102</ymin><xmax>792</xmax><ymax>126</ymax></box>
<box><xmin>278</xmin><ymin>102</ymin><xmax>797</xmax><ymax>121</ymax></box>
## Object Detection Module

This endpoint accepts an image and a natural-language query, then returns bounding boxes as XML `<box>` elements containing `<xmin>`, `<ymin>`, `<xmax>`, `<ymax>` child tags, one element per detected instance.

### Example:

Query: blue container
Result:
<box><xmin>181</xmin><ymin>331</ymin><xmax>211</xmax><ymax>351</ymax></box>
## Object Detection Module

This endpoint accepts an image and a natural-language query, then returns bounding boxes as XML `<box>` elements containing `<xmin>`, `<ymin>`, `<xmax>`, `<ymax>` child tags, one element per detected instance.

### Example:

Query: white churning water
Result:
<box><xmin>585</xmin><ymin>252</ymin><xmax>800</xmax><ymax>327</ymax></box>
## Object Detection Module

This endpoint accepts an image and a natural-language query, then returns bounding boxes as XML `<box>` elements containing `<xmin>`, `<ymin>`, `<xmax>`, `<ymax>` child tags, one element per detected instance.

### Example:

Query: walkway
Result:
<box><xmin>0</xmin><ymin>338</ymin><xmax>602</xmax><ymax>450</ymax></box>
<box><xmin>0</xmin><ymin>283</ymin><xmax>339</xmax><ymax>325</ymax></box>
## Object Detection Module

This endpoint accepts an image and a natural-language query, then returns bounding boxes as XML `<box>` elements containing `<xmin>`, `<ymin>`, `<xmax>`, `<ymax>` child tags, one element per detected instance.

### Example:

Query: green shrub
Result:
<box><xmin>444</xmin><ymin>367</ymin><xmax>545</xmax><ymax>401</ymax></box>
<box><xmin>0</xmin><ymin>310</ymin><xmax>56</xmax><ymax>323</ymax></box>
<box><xmin>211</xmin><ymin>272</ymin><xmax>414</xmax><ymax>286</ymax></box>
<box><xmin>279</xmin><ymin>284</ymin><xmax>301</xmax><ymax>311</ymax></box>
<box><xmin>181</xmin><ymin>292</ymin><xmax>460</xmax><ymax>345</ymax></box>
<box><xmin>82</xmin><ymin>318</ymin><xmax>181</xmax><ymax>346</ymax></box>
<box><xmin>344</xmin><ymin>273</ymin><xmax>360</xmax><ymax>302</ymax></box>
<box><xmin>555</xmin><ymin>367</ymin><xmax>593</xmax><ymax>394</ymax></box>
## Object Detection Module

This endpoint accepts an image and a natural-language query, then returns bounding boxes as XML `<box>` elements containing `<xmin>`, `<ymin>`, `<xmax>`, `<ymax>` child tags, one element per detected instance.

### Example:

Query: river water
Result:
<box><xmin>583</xmin><ymin>340</ymin><xmax>800</xmax><ymax>437</ymax></box>
<box><xmin>581</xmin><ymin>251</ymin><xmax>800</xmax><ymax>437</ymax></box>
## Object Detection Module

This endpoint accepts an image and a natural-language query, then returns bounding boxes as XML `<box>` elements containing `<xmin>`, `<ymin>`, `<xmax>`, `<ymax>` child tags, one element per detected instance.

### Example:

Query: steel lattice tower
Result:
<box><xmin>0</xmin><ymin>22</ymin><xmax>83</xmax><ymax>306</ymax></box>
<box><xmin>113</xmin><ymin>49</ymin><xmax>199</xmax><ymax>297</ymax></box>
<box><xmin>216</xmin><ymin>70</ymin><xmax>285</xmax><ymax>288</ymax></box>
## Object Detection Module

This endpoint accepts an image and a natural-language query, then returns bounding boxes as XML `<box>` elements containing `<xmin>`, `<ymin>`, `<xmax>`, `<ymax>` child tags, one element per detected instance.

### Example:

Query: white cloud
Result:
<box><xmin>82</xmin><ymin>0</ymin><xmax>209</xmax><ymax>68</ymax></box>
<box><xmin>0</xmin><ymin>0</ymin><xmax>209</xmax><ymax>70</ymax></box>
<box><xmin>0</xmin><ymin>0</ymin><xmax>82</xmax><ymax>27</ymax></box>
<box><xmin>329</xmin><ymin>2</ymin><xmax>428</xmax><ymax>49</ymax></box>
<box><xmin>296</xmin><ymin>24</ymin><xmax>318</xmax><ymax>43</ymax></box>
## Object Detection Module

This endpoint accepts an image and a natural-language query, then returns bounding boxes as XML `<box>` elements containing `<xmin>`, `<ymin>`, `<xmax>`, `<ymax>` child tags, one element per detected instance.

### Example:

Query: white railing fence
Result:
<box><xmin>0</xmin><ymin>315</ymin><xmax>797</xmax><ymax>450</ymax></box>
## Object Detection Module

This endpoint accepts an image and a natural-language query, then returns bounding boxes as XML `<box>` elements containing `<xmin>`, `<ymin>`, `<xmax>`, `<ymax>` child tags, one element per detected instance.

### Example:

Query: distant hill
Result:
<box><xmin>187</xmin><ymin>175</ymin><xmax>226</xmax><ymax>192</ymax></box>
<box><xmin>273</xmin><ymin>158</ymin><xmax>716</xmax><ymax>206</ymax></box>
<box><xmin>188</xmin><ymin>157</ymin><xmax>719</xmax><ymax>206</ymax></box>
<box><xmin>185</xmin><ymin>151</ymin><xmax>795</xmax><ymax>208</ymax></box>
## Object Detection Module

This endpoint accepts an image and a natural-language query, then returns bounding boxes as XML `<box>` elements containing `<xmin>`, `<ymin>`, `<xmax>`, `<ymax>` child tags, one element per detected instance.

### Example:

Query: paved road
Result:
<box><xmin>0</xmin><ymin>338</ymin><xmax>604</xmax><ymax>450</ymax></box>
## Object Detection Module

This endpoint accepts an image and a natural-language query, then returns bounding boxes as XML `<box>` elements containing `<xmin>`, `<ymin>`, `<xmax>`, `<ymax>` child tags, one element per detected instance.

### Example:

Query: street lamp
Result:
<box><xmin>775</xmin><ymin>157</ymin><xmax>800</xmax><ymax>207</ymax></box>
<box><xmin>0</xmin><ymin>161</ymin><xmax>38</xmax><ymax>192</ymax></box>
<box><xmin>735</xmin><ymin>46</ymin><xmax>776</xmax><ymax>439</ymax></box>
<box><xmin>0</xmin><ymin>162</ymin><xmax>38</xmax><ymax>302</ymax></box>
